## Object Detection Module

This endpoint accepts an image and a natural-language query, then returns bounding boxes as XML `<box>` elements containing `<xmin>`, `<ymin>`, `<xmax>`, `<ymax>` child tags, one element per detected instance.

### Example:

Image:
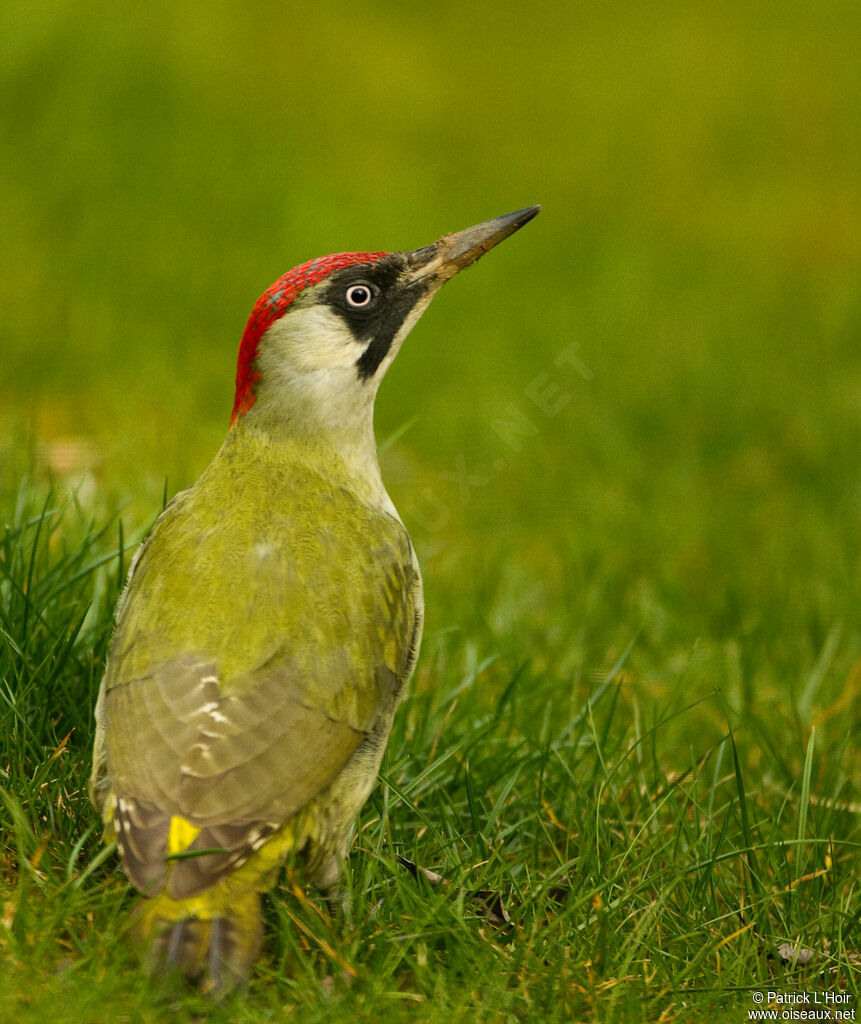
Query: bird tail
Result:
<box><xmin>133</xmin><ymin>892</ymin><xmax>263</xmax><ymax>996</ymax></box>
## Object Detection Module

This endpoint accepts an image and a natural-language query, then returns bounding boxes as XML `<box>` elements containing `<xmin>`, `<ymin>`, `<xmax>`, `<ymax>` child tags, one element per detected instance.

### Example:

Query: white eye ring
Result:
<box><xmin>345</xmin><ymin>283</ymin><xmax>374</xmax><ymax>308</ymax></box>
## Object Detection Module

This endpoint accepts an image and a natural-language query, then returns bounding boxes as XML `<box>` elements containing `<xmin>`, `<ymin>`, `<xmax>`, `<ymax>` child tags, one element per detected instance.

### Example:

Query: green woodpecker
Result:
<box><xmin>90</xmin><ymin>206</ymin><xmax>540</xmax><ymax>992</ymax></box>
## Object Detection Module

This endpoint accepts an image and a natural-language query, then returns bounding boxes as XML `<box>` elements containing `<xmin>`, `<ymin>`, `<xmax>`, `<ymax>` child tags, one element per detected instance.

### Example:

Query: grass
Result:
<box><xmin>0</xmin><ymin>486</ymin><xmax>857</xmax><ymax>1022</ymax></box>
<box><xmin>2</xmin><ymin>0</ymin><xmax>861</xmax><ymax>1020</ymax></box>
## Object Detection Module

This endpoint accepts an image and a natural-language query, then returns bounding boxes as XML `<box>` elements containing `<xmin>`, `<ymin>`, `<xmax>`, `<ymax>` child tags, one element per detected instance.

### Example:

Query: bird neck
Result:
<box><xmin>222</xmin><ymin>410</ymin><xmax>394</xmax><ymax>515</ymax></box>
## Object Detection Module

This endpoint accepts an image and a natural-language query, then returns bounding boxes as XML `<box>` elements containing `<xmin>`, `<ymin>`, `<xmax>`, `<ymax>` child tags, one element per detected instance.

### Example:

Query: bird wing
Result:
<box><xmin>94</xmin><ymin>467</ymin><xmax>420</xmax><ymax>898</ymax></box>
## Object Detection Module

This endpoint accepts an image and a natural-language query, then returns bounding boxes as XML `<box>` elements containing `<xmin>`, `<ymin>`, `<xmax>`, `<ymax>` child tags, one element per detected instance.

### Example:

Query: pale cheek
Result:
<box><xmin>275</xmin><ymin>307</ymin><xmax>364</xmax><ymax>371</ymax></box>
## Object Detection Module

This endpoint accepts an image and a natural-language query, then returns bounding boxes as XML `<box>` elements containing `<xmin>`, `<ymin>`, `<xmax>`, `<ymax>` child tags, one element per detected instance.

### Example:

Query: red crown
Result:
<box><xmin>230</xmin><ymin>250</ymin><xmax>387</xmax><ymax>424</ymax></box>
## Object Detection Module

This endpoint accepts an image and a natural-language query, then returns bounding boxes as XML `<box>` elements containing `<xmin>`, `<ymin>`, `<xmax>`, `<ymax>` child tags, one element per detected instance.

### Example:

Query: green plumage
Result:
<box><xmin>90</xmin><ymin>206</ymin><xmax>537</xmax><ymax>994</ymax></box>
<box><xmin>91</xmin><ymin>423</ymin><xmax>421</xmax><ymax>990</ymax></box>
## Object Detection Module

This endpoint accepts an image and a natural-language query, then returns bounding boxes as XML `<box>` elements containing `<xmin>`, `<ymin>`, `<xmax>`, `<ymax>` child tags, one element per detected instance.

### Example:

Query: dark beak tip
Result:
<box><xmin>513</xmin><ymin>204</ymin><xmax>542</xmax><ymax>222</ymax></box>
<box><xmin>481</xmin><ymin>205</ymin><xmax>542</xmax><ymax>237</ymax></box>
<box><xmin>449</xmin><ymin>204</ymin><xmax>541</xmax><ymax>269</ymax></box>
<box><xmin>407</xmin><ymin>205</ymin><xmax>541</xmax><ymax>281</ymax></box>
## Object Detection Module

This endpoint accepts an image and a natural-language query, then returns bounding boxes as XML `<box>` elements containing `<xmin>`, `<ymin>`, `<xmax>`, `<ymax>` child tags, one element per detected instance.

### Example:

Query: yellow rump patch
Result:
<box><xmin>168</xmin><ymin>816</ymin><xmax>201</xmax><ymax>854</ymax></box>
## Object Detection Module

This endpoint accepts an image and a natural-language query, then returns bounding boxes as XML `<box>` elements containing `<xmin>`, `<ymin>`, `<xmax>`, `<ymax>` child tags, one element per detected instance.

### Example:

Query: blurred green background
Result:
<box><xmin>1</xmin><ymin>2</ymin><xmax>860</xmax><ymax>1014</ymax></box>
<box><xmin>2</xmin><ymin>0</ymin><xmax>860</xmax><ymax>737</ymax></box>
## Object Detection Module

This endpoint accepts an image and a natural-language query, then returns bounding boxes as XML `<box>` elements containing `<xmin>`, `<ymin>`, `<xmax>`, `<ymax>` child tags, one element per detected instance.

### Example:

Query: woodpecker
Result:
<box><xmin>90</xmin><ymin>206</ymin><xmax>540</xmax><ymax>993</ymax></box>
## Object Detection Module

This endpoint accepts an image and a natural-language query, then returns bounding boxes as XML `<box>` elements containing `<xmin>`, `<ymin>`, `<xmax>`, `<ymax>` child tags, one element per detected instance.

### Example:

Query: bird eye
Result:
<box><xmin>345</xmin><ymin>283</ymin><xmax>374</xmax><ymax>308</ymax></box>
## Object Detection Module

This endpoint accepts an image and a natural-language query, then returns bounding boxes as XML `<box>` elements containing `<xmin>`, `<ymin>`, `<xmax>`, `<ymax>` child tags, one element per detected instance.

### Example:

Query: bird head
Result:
<box><xmin>229</xmin><ymin>207</ymin><xmax>540</xmax><ymax>438</ymax></box>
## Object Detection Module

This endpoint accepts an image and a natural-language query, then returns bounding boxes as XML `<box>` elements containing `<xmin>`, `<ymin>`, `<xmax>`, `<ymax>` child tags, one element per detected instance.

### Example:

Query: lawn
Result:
<box><xmin>1</xmin><ymin>2</ymin><xmax>859</xmax><ymax>1021</ymax></box>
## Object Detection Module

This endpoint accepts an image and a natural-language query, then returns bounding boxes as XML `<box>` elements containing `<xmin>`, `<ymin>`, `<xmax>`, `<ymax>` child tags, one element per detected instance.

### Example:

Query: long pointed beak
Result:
<box><xmin>405</xmin><ymin>206</ymin><xmax>541</xmax><ymax>286</ymax></box>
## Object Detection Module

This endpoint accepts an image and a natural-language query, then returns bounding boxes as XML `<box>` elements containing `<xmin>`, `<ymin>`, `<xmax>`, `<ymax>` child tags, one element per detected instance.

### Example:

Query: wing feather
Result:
<box><xmin>96</xmin><ymin>461</ymin><xmax>421</xmax><ymax>898</ymax></box>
